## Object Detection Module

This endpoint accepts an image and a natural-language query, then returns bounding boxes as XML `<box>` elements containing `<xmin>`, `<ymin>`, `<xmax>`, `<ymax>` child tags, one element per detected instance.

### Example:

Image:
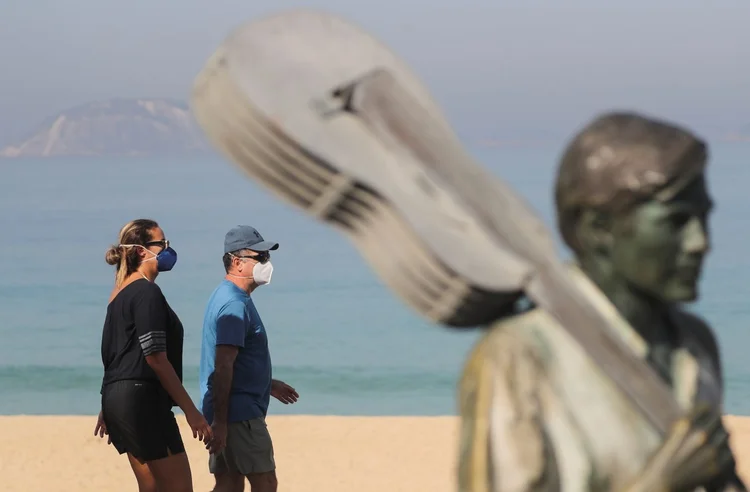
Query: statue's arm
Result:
<box><xmin>686</xmin><ymin>314</ymin><xmax>747</xmax><ymax>491</ymax></box>
<box><xmin>628</xmin><ymin>310</ymin><xmax>746</xmax><ymax>492</ymax></box>
<box><xmin>457</xmin><ymin>329</ymin><xmax>560</xmax><ymax>492</ymax></box>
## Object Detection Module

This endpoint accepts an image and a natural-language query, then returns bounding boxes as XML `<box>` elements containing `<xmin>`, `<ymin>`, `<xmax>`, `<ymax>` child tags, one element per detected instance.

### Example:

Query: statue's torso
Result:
<box><xmin>458</xmin><ymin>270</ymin><xmax>723</xmax><ymax>492</ymax></box>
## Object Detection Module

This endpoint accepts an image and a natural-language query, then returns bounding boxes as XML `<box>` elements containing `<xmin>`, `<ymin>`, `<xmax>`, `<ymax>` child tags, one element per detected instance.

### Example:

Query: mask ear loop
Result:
<box><xmin>119</xmin><ymin>244</ymin><xmax>156</xmax><ymax>281</ymax></box>
<box><xmin>227</xmin><ymin>253</ymin><xmax>255</xmax><ymax>280</ymax></box>
<box><xmin>120</xmin><ymin>244</ymin><xmax>157</xmax><ymax>256</ymax></box>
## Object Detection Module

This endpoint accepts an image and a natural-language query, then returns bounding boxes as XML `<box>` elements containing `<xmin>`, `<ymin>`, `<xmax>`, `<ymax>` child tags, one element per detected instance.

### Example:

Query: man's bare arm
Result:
<box><xmin>212</xmin><ymin>345</ymin><xmax>239</xmax><ymax>425</ymax></box>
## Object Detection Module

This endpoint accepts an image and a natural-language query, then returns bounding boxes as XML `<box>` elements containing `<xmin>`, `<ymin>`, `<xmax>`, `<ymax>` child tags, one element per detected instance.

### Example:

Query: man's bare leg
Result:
<box><xmin>246</xmin><ymin>471</ymin><xmax>278</xmax><ymax>492</ymax></box>
<box><xmin>212</xmin><ymin>470</ymin><xmax>245</xmax><ymax>492</ymax></box>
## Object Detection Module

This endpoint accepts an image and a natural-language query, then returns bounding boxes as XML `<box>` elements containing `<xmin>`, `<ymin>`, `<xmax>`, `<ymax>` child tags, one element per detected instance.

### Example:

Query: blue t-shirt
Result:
<box><xmin>199</xmin><ymin>280</ymin><xmax>272</xmax><ymax>424</ymax></box>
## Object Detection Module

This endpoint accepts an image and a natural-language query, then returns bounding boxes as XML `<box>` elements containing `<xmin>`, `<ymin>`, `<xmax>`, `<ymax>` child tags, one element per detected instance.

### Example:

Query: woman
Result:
<box><xmin>94</xmin><ymin>219</ymin><xmax>212</xmax><ymax>492</ymax></box>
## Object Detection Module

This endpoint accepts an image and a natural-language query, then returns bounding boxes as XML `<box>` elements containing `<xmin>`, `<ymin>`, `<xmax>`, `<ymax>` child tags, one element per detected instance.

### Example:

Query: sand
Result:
<box><xmin>0</xmin><ymin>415</ymin><xmax>457</xmax><ymax>492</ymax></box>
<box><xmin>2</xmin><ymin>415</ymin><xmax>750</xmax><ymax>491</ymax></box>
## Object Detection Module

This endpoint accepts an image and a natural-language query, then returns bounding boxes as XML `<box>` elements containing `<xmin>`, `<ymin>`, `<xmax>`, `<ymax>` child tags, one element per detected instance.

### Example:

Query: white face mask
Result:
<box><xmin>252</xmin><ymin>260</ymin><xmax>273</xmax><ymax>285</ymax></box>
<box><xmin>227</xmin><ymin>256</ymin><xmax>274</xmax><ymax>286</ymax></box>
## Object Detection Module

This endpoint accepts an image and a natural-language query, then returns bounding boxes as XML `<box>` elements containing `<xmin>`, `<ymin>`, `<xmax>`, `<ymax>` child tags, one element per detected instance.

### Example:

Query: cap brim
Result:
<box><xmin>250</xmin><ymin>241</ymin><xmax>279</xmax><ymax>251</ymax></box>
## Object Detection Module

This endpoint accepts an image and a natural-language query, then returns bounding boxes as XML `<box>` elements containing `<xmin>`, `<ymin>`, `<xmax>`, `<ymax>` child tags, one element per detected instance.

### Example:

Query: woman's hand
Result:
<box><xmin>94</xmin><ymin>411</ymin><xmax>111</xmax><ymax>445</ymax></box>
<box><xmin>186</xmin><ymin>409</ymin><xmax>213</xmax><ymax>445</ymax></box>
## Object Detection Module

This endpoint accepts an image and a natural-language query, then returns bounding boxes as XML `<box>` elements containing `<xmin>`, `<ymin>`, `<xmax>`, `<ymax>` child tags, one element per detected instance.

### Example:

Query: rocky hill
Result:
<box><xmin>722</xmin><ymin>124</ymin><xmax>750</xmax><ymax>142</ymax></box>
<box><xmin>0</xmin><ymin>98</ymin><xmax>210</xmax><ymax>158</ymax></box>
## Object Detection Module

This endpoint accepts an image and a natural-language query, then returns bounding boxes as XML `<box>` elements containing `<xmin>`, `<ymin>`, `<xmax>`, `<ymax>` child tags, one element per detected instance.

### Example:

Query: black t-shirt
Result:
<box><xmin>100</xmin><ymin>279</ymin><xmax>184</xmax><ymax>393</ymax></box>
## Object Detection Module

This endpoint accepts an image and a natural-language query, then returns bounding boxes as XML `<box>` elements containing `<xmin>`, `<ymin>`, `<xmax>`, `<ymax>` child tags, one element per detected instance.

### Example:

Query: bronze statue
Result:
<box><xmin>458</xmin><ymin>112</ymin><xmax>743</xmax><ymax>491</ymax></box>
<box><xmin>188</xmin><ymin>9</ymin><xmax>744</xmax><ymax>491</ymax></box>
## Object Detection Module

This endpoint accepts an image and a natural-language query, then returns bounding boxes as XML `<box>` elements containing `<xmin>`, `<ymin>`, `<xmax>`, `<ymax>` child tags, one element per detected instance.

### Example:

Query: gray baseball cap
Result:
<box><xmin>224</xmin><ymin>225</ymin><xmax>280</xmax><ymax>254</ymax></box>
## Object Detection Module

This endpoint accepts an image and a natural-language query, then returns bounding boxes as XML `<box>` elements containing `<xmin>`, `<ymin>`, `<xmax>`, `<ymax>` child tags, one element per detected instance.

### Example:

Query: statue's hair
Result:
<box><xmin>555</xmin><ymin>111</ymin><xmax>707</xmax><ymax>254</ymax></box>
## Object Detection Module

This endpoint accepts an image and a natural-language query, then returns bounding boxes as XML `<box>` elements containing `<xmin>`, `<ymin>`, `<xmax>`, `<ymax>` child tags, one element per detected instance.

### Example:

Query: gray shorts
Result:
<box><xmin>209</xmin><ymin>417</ymin><xmax>276</xmax><ymax>475</ymax></box>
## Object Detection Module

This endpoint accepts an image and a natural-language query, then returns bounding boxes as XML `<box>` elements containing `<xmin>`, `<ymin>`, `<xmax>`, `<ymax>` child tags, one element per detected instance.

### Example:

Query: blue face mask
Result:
<box><xmin>155</xmin><ymin>247</ymin><xmax>178</xmax><ymax>272</ymax></box>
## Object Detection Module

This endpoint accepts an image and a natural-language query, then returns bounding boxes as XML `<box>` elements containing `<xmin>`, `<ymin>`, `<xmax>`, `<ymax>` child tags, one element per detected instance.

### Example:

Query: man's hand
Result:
<box><xmin>271</xmin><ymin>379</ymin><xmax>299</xmax><ymax>405</ymax></box>
<box><xmin>94</xmin><ymin>410</ymin><xmax>111</xmax><ymax>445</ymax></box>
<box><xmin>208</xmin><ymin>421</ymin><xmax>228</xmax><ymax>455</ymax></box>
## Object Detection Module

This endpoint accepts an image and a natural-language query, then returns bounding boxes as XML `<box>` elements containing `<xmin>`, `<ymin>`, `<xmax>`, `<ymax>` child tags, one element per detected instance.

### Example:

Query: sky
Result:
<box><xmin>1</xmin><ymin>0</ymin><xmax>749</xmax><ymax>146</ymax></box>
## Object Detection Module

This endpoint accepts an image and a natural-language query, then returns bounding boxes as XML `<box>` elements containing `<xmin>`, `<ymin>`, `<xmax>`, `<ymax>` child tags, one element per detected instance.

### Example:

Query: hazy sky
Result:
<box><xmin>1</xmin><ymin>0</ymin><xmax>749</xmax><ymax>145</ymax></box>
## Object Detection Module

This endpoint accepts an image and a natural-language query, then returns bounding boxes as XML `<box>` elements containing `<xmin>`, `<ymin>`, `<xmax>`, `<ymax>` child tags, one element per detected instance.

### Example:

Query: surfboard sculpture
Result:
<box><xmin>190</xmin><ymin>8</ymin><xmax>680</xmax><ymax>439</ymax></box>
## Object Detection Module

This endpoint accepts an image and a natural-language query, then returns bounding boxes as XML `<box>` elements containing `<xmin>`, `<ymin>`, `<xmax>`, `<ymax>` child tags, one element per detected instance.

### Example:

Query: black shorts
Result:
<box><xmin>101</xmin><ymin>379</ymin><xmax>185</xmax><ymax>463</ymax></box>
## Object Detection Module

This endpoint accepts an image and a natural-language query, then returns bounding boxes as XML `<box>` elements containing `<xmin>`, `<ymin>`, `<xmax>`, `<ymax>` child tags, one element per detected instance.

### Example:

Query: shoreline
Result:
<box><xmin>2</xmin><ymin>415</ymin><xmax>749</xmax><ymax>491</ymax></box>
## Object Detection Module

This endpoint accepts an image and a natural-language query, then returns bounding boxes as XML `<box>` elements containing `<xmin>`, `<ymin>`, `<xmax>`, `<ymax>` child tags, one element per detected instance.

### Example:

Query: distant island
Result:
<box><xmin>0</xmin><ymin>98</ymin><xmax>211</xmax><ymax>158</ymax></box>
<box><xmin>3</xmin><ymin>98</ymin><xmax>746</xmax><ymax>158</ymax></box>
<box><xmin>721</xmin><ymin>124</ymin><xmax>750</xmax><ymax>142</ymax></box>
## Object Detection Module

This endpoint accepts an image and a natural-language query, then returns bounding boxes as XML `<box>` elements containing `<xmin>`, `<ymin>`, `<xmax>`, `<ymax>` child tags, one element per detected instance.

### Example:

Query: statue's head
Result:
<box><xmin>555</xmin><ymin>112</ymin><xmax>712</xmax><ymax>303</ymax></box>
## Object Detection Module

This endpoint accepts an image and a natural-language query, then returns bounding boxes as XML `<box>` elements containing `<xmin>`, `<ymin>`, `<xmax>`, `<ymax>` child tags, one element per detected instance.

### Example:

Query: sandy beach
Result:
<box><xmin>1</xmin><ymin>415</ymin><xmax>457</xmax><ymax>491</ymax></box>
<box><xmin>3</xmin><ymin>415</ymin><xmax>750</xmax><ymax>491</ymax></box>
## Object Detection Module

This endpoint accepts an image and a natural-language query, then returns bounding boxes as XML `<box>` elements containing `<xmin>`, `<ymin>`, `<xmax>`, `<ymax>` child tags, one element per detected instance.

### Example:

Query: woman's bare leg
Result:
<box><xmin>147</xmin><ymin>451</ymin><xmax>194</xmax><ymax>492</ymax></box>
<box><xmin>128</xmin><ymin>453</ymin><xmax>159</xmax><ymax>492</ymax></box>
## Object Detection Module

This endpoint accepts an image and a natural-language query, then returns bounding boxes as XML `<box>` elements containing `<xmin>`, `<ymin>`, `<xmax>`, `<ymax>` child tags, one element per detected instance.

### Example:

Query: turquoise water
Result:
<box><xmin>2</xmin><ymin>144</ymin><xmax>750</xmax><ymax>416</ymax></box>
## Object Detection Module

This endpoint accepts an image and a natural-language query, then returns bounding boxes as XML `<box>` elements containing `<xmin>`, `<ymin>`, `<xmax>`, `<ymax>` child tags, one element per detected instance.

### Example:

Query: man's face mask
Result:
<box><xmin>228</xmin><ymin>252</ymin><xmax>274</xmax><ymax>285</ymax></box>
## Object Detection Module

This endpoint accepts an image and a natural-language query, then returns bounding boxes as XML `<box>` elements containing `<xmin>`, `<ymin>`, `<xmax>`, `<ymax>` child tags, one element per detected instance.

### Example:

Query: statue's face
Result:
<box><xmin>609</xmin><ymin>173</ymin><xmax>712</xmax><ymax>303</ymax></box>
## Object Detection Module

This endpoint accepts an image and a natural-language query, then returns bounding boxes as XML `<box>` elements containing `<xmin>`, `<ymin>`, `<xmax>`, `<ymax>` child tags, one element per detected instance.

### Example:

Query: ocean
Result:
<box><xmin>2</xmin><ymin>143</ymin><xmax>750</xmax><ymax>417</ymax></box>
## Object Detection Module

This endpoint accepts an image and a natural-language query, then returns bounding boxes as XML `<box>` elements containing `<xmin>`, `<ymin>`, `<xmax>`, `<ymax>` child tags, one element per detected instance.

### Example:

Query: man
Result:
<box><xmin>458</xmin><ymin>112</ymin><xmax>743</xmax><ymax>491</ymax></box>
<box><xmin>199</xmin><ymin>225</ymin><xmax>299</xmax><ymax>492</ymax></box>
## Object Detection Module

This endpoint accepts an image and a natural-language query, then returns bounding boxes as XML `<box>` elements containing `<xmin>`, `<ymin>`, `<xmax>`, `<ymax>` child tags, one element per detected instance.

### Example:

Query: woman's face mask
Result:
<box><xmin>146</xmin><ymin>246</ymin><xmax>178</xmax><ymax>272</ymax></box>
<box><xmin>142</xmin><ymin>239</ymin><xmax>177</xmax><ymax>272</ymax></box>
<box><xmin>120</xmin><ymin>241</ymin><xmax>178</xmax><ymax>272</ymax></box>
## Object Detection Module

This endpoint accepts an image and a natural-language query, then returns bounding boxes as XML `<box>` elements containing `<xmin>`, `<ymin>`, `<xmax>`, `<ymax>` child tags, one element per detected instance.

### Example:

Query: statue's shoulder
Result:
<box><xmin>464</xmin><ymin>308</ymin><xmax>552</xmax><ymax>369</ymax></box>
<box><xmin>670</xmin><ymin>307</ymin><xmax>722</xmax><ymax>374</ymax></box>
<box><xmin>459</xmin><ymin>308</ymin><xmax>549</xmax><ymax>413</ymax></box>
<box><xmin>671</xmin><ymin>307</ymin><xmax>716</xmax><ymax>338</ymax></box>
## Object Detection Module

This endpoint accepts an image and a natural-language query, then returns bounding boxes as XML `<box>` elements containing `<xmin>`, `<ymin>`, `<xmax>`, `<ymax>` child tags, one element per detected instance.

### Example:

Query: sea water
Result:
<box><xmin>1</xmin><ymin>144</ymin><xmax>750</xmax><ymax>416</ymax></box>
